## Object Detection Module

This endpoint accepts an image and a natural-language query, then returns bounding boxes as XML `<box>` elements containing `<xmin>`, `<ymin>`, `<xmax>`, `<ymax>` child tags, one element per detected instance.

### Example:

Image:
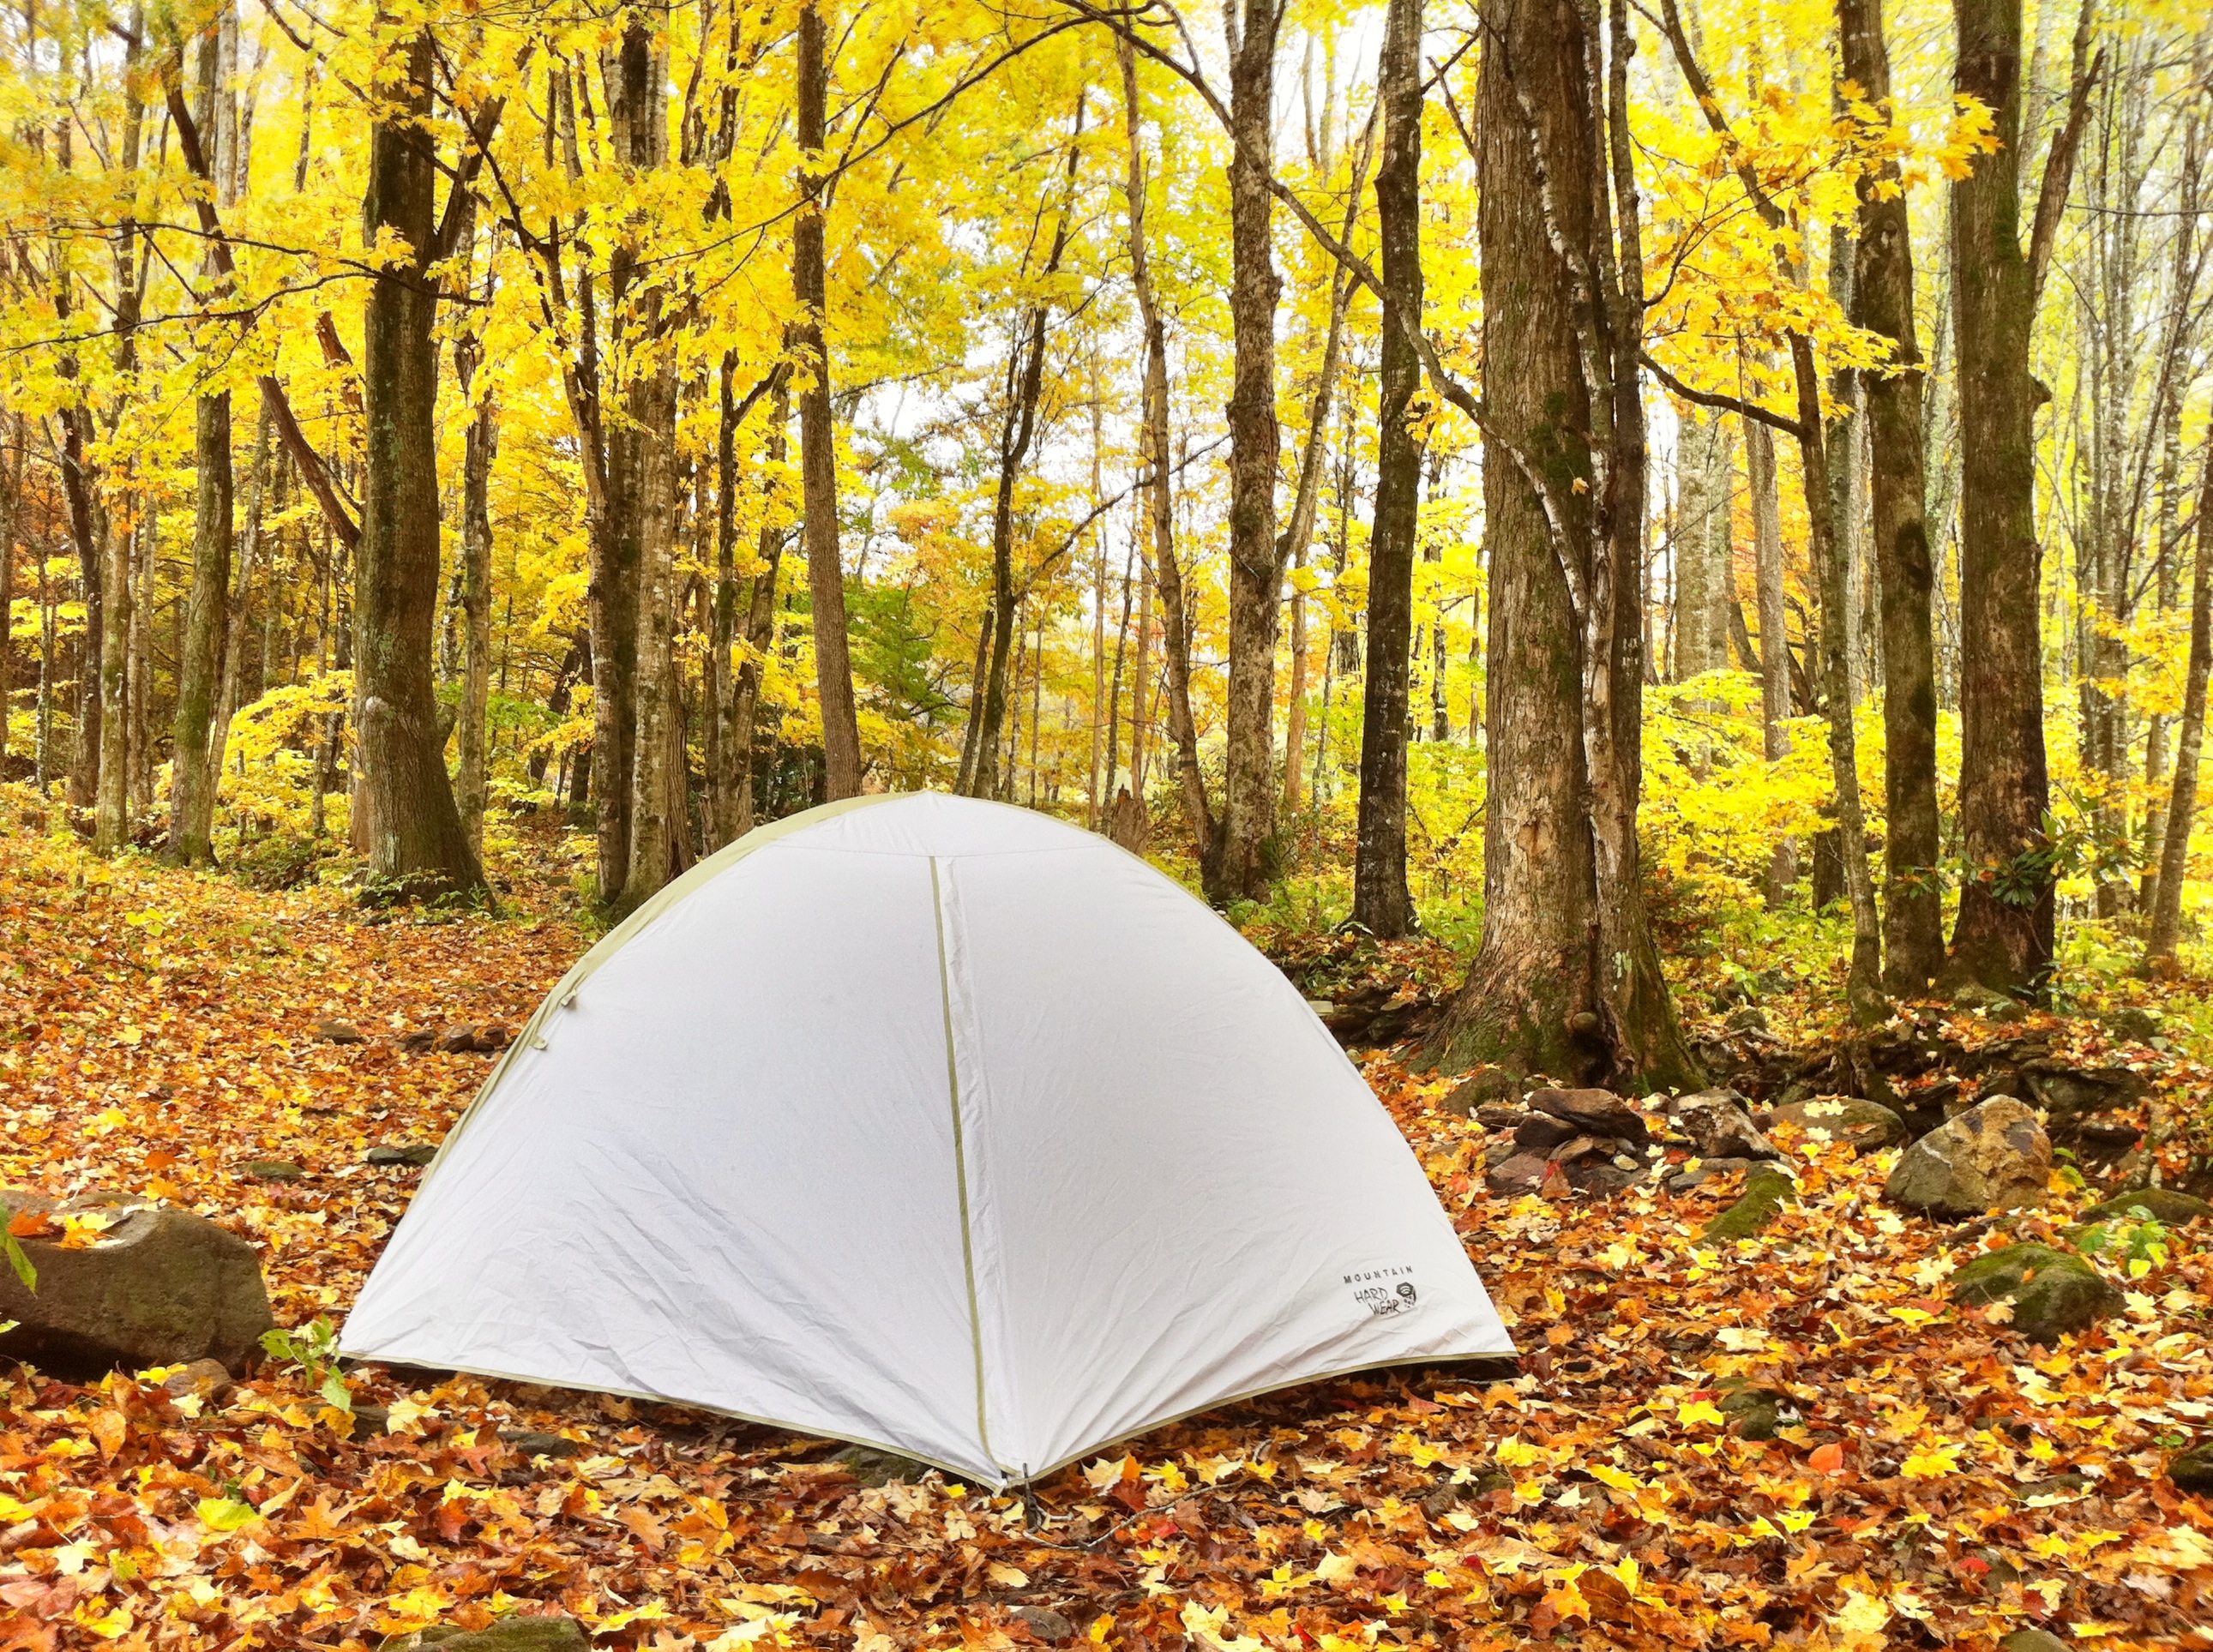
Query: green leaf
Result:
<box><xmin>319</xmin><ymin>1370</ymin><xmax>354</xmax><ymax>1414</ymax></box>
<box><xmin>2</xmin><ymin>1231</ymin><xmax>34</xmax><ymax>1295</ymax></box>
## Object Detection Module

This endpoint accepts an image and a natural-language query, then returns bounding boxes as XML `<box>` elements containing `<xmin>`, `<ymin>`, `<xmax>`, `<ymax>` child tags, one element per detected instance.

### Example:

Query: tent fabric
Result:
<box><xmin>340</xmin><ymin>793</ymin><xmax>1513</xmax><ymax>1486</ymax></box>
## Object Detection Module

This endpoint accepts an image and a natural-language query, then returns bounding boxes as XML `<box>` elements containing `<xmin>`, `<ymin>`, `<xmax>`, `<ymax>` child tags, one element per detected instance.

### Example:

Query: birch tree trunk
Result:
<box><xmin>1211</xmin><ymin>0</ymin><xmax>1286</xmax><ymax>903</ymax></box>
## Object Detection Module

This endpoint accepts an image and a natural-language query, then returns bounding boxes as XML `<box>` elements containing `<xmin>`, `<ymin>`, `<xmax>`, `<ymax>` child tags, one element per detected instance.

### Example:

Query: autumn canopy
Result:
<box><xmin>339</xmin><ymin>792</ymin><xmax>1512</xmax><ymax>1483</ymax></box>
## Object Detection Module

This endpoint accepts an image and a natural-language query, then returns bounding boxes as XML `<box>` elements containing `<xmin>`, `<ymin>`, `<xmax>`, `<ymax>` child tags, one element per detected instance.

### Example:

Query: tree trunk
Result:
<box><xmin>1351</xmin><ymin>0</ymin><xmax>1422</xmax><ymax>938</ymax></box>
<box><xmin>731</xmin><ymin>377</ymin><xmax>791</xmax><ymax>836</ymax></box>
<box><xmin>1121</xmin><ymin>35</ymin><xmax>1209</xmax><ymax>852</ymax></box>
<box><xmin>963</xmin><ymin>105</ymin><xmax>1084</xmax><ymax>798</ymax></box>
<box><xmin>1840</xmin><ymin>0</ymin><xmax>1944</xmax><ymax>992</ymax></box>
<box><xmin>456</xmin><ymin>275</ymin><xmax>498</xmax><ymax>861</ymax></box>
<box><xmin>355</xmin><ymin>29</ymin><xmax>484</xmax><ymax>899</ymax></box>
<box><xmin>169</xmin><ymin>394</ymin><xmax>233</xmax><ymax>865</ymax></box>
<box><xmin>1429</xmin><ymin>0</ymin><xmax>1699</xmax><ymax>1090</ymax></box>
<box><xmin>611</xmin><ymin>11</ymin><xmax>682</xmax><ymax>908</ymax></box>
<box><xmin>1212</xmin><ymin>0</ymin><xmax>1286</xmax><ymax>904</ymax></box>
<box><xmin>0</xmin><ymin>420</ymin><xmax>16</xmax><ymax>772</ymax></box>
<box><xmin>1945</xmin><ymin>0</ymin><xmax>2083</xmax><ymax>993</ymax></box>
<box><xmin>2147</xmin><ymin>447</ymin><xmax>2213</xmax><ymax>966</ymax></box>
<box><xmin>795</xmin><ymin>0</ymin><xmax>863</xmax><ymax>800</ymax></box>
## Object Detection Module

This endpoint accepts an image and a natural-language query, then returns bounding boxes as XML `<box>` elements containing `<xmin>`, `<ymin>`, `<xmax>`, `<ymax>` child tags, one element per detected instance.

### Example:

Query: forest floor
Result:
<box><xmin>0</xmin><ymin>818</ymin><xmax>2209</xmax><ymax>1652</ymax></box>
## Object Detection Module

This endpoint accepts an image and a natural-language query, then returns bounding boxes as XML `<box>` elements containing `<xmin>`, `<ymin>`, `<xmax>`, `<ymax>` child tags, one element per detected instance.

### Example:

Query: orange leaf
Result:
<box><xmin>1807</xmin><ymin>1443</ymin><xmax>1845</xmax><ymax>1475</ymax></box>
<box><xmin>6</xmin><ymin>1210</ymin><xmax>57</xmax><ymax>1240</ymax></box>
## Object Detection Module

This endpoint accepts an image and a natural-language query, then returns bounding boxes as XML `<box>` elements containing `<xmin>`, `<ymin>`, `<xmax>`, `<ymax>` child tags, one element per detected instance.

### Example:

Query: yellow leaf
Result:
<box><xmin>1900</xmin><ymin>1443</ymin><xmax>1962</xmax><ymax>1479</ymax></box>
<box><xmin>195</xmin><ymin>1495</ymin><xmax>260</xmax><ymax>1532</ymax></box>
<box><xmin>985</xmin><ymin>1563</ymin><xmax>1028</xmax><ymax>1588</ymax></box>
<box><xmin>1677</xmin><ymin>1400</ymin><xmax>1726</xmax><ymax>1429</ymax></box>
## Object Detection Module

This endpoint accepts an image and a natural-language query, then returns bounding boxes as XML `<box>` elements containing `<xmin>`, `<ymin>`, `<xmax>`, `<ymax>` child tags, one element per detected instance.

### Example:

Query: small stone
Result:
<box><xmin>351</xmin><ymin>1403</ymin><xmax>392</xmax><ymax>1433</ymax></box>
<box><xmin>1715</xmin><ymin>1375</ymin><xmax>1794</xmax><ymax>1440</ymax></box>
<box><xmin>1950</xmin><ymin>1244</ymin><xmax>2123</xmax><ymax>1343</ymax></box>
<box><xmin>1999</xmin><ymin>1627</ymin><xmax>2071</xmax><ymax>1652</ymax></box>
<box><xmin>1675</xmin><ymin>1090</ymin><xmax>1779</xmax><ymax>1162</ymax></box>
<box><xmin>1012</xmin><ymin>1605</ymin><xmax>1075</xmax><ymax>1643</ymax></box>
<box><xmin>1547</xmin><ymin>1133</ymin><xmax>1612</xmax><ymax>1164</ymax></box>
<box><xmin>505</xmin><ymin>1430</ymin><xmax>583</xmax><ymax>1459</ymax></box>
<box><xmin>2108</xmin><ymin>1006</ymin><xmax>2160</xmax><ymax>1042</ymax></box>
<box><xmin>1420</xmin><ymin>1481</ymin><xmax>1462</xmax><ymax>1518</ymax></box>
<box><xmin>1485</xmin><ymin>1152</ymin><xmax>1550</xmax><ymax>1196</ymax></box>
<box><xmin>388</xmin><ymin>1618</ymin><xmax>590</xmax><ymax>1652</ymax></box>
<box><xmin>2013</xmin><ymin>1472</ymin><xmax>2093</xmax><ymax>1501</ymax></box>
<box><xmin>1472</xmin><ymin>1102</ymin><xmax>1529</xmax><ymax>1131</ymax></box>
<box><xmin>2080</xmin><ymin>1187</ymin><xmax>2213</xmax><ymax>1227</ymax></box>
<box><xmin>243</xmin><ymin>1159</ymin><xmax>304</xmax><ymax>1181</ymax></box>
<box><xmin>160</xmin><ymin>1358</ymin><xmax>235</xmax><ymax>1403</ymax></box>
<box><xmin>314</xmin><ymin>1018</ymin><xmax>365</xmax><ymax>1045</ymax></box>
<box><xmin>1723</xmin><ymin>1004</ymin><xmax>1769</xmax><ymax>1035</ymax></box>
<box><xmin>831</xmin><ymin>1444</ymin><xmax>930</xmax><ymax>1486</ymax></box>
<box><xmin>396</xmin><ymin>1027</ymin><xmax>441</xmax><ymax>1054</ymax></box>
<box><xmin>367</xmin><ymin>1144</ymin><xmax>439</xmax><ymax>1168</ymax></box>
<box><xmin>1770</xmin><ymin>1096</ymin><xmax>1908</xmax><ymax>1154</ymax></box>
<box><xmin>1441</xmin><ymin>1064</ymin><xmax>1523</xmax><ymax>1116</ymax></box>
<box><xmin>1513</xmin><ymin>1114</ymin><xmax>1582</xmax><ymax>1156</ymax></box>
<box><xmin>2168</xmin><ymin>1439</ymin><xmax>2213</xmax><ymax>1496</ymax></box>
<box><xmin>1528</xmin><ymin>1087</ymin><xmax>1651</xmax><ymax>1148</ymax></box>
<box><xmin>1885</xmin><ymin>1097</ymin><xmax>2051</xmax><ymax>1219</ymax></box>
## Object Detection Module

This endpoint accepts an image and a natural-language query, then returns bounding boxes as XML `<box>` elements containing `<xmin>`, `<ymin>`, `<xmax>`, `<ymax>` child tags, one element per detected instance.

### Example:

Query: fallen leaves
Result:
<box><xmin>0</xmin><ymin>827</ymin><xmax>2210</xmax><ymax>1650</ymax></box>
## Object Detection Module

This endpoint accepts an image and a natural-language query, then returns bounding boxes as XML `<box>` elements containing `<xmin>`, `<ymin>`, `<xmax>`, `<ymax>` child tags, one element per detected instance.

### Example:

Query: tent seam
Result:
<box><xmin>929</xmin><ymin>855</ymin><xmax>1001</xmax><ymax>1478</ymax></box>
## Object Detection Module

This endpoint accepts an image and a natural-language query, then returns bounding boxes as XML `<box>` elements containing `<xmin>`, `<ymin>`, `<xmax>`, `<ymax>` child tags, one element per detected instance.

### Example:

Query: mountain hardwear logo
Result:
<box><xmin>1353</xmin><ymin>1277</ymin><xmax>1419</xmax><ymax>1317</ymax></box>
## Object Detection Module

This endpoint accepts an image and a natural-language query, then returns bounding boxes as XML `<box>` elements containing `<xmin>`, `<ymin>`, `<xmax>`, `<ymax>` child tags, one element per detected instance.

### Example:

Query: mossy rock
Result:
<box><xmin>2079</xmin><ymin>1187</ymin><xmax>2213</xmax><ymax>1227</ymax></box>
<box><xmin>831</xmin><ymin>1444</ymin><xmax>931</xmax><ymax>1486</ymax></box>
<box><xmin>1770</xmin><ymin>1097</ymin><xmax>1907</xmax><ymax>1154</ymax></box>
<box><xmin>2169</xmin><ymin>1439</ymin><xmax>2213</xmax><ymax>1496</ymax></box>
<box><xmin>1700</xmin><ymin>1165</ymin><xmax>1796</xmax><ymax>1242</ymax></box>
<box><xmin>1715</xmin><ymin>1375</ymin><xmax>1795</xmax><ymax>1441</ymax></box>
<box><xmin>1951</xmin><ymin>1245</ymin><xmax>2123</xmax><ymax>1344</ymax></box>
<box><xmin>386</xmin><ymin>1618</ymin><xmax>589</xmax><ymax>1652</ymax></box>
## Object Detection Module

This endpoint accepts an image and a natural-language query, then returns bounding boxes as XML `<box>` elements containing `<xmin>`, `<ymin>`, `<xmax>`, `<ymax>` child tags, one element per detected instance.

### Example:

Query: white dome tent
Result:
<box><xmin>341</xmin><ymin>793</ymin><xmax>1512</xmax><ymax>1486</ymax></box>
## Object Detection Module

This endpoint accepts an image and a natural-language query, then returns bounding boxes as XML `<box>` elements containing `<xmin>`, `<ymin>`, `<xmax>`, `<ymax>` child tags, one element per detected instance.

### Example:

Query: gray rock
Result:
<box><xmin>1722</xmin><ymin>1005</ymin><xmax>1770</xmax><ymax>1035</ymax></box>
<box><xmin>1950</xmin><ymin>1244</ymin><xmax>2122</xmax><ymax>1343</ymax></box>
<box><xmin>1485</xmin><ymin>1152</ymin><xmax>1550</xmax><ymax>1196</ymax></box>
<box><xmin>1770</xmin><ymin>1096</ymin><xmax>1907</xmax><ymax>1154</ymax></box>
<box><xmin>315</xmin><ymin>1018</ymin><xmax>365</xmax><ymax>1045</ymax></box>
<box><xmin>1441</xmin><ymin>1065</ymin><xmax>1522</xmax><ymax>1117</ymax></box>
<box><xmin>2107</xmin><ymin>1006</ymin><xmax>2160</xmax><ymax>1042</ymax></box>
<box><xmin>389</xmin><ymin>1619</ymin><xmax>589</xmax><ymax>1652</ymax></box>
<box><xmin>243</xmin><ymin>1159</ymin><xmax>304</xmax><ymax>1181</ymax></box>
<box><xmin>1013</xmin><ymin>1605</ymin><xmax>1075</xmax><ymax>1642</ymax></box>
<box><xmin>2170</xmin><ymin>1440</ymin><xmax>2213</xmax><ymax>1496</ymax></box>
<box><xmin>1715</xmin><ymin>1376</ymin><xmax>1795</xmax><ymax>1440</ymax></box>
<box><xmin>396</xmin><ymin>1027</ymin><xmax>442</xmax><ymax>1054</ymax></box>
<box><xmin>1999</xmin><ymin>1631</ymin><xmax>2071</xmax><ymax>1652</ymax></box>
<box><xmin>1675</xmin><ymin>1090</ymin><xmax>1779</xmax><ymax>1162</ymax></box>
<box><xmin>1472</xmin><ymin>1102</ymin><xmax>1530</xmax><ymax>1131</ymax></box>
<box><xmin>1885</xmin><ymin>1097</ymin><xmax>2052</xmax><ymax>1219</ymax></box>
<box><xmin>0</xmin><ymin>1191</ymin><xmax>274</xmax><ymax>1379</ymax></box>
<box><xmin>367</xmin><ymin>1144</ymin><xmax>439</xmax><ymax>1168</ymax></box>
<box><xmin>2017</xmin><ymin>1061</ymin><xmax>2150</xmax><ymax>1127</ymax></box>
<box><xmin>1513</xmin><ymin>1114</ymin><xmax>1582</xmax><ymax>1156</ymax></box>
<box><xmin>2013</xmin><ymin>1472</ymin><xmax>2093</xmax><ymax>1501</ymax></box>
<box><xmin>1528</xmin><ymin>1087</ymin><xmax>1651</xmax><ymax>1148</ymax></box>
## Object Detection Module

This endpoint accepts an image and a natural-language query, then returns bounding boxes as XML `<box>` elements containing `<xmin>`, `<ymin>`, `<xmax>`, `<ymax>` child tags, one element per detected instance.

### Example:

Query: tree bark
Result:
<box><xmin>1945</xmin><ymin>0</ymin><xmax>2087</xmax><ymax>993</ymax></box>
<box><xmin>355</xmin><ymin>28</ymin><xmax>484</xmax><ymax>899</ymax></box>
<box><xmin>1211</xmin><ymin>0</ymin><xmax>1287</xmax><ymax>904</ymax></box>
<box><xmin>731</xmin><ymin>376</ymin><xmax>791</xmax><ymax>836</ymax></box>
<box><xmin>1840</xmin><ymin>0</ymin><xmax>1944</xmax><ymax>992</ymax></box>
<box><xmin>1351</xmin><ymin>0</ymin><xmax>1422</xmax><ymax>938</ymax></box>
<box><xmin>454</xmin><ymin>223</ymin><xmax>498</xmax><ymax>861</ymax></box>
<box><xmin>796</xmin><ymin>0</ymin><xmax>863</xmax><ymax>800</ymax></box>
<box><xmin>2147</xmin><ymin>446</ymin><xmax>2213</xmax><ymax>966</ymax></box>
<box><xmin>612</xmin><ymin>10</ymin><xmax>682</xmax><ymax>909</ymax></box>
<box><xmin>1121</xmin><ymin>35</ymin><xmax>1210</xmax><ymax>852</ymax></box>
<box><xmin>1428</xmin><ymin>0</ymin><xmax>1699</xmax><ymax>1090</ymax></box>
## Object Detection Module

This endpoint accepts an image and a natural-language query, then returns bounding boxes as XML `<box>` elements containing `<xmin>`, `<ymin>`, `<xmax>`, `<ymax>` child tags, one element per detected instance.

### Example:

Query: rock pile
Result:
<box><xmin>1478</xmin><ymin>1087</ymin><xmax>1659</xmax><ymax>1196</ymax></box>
